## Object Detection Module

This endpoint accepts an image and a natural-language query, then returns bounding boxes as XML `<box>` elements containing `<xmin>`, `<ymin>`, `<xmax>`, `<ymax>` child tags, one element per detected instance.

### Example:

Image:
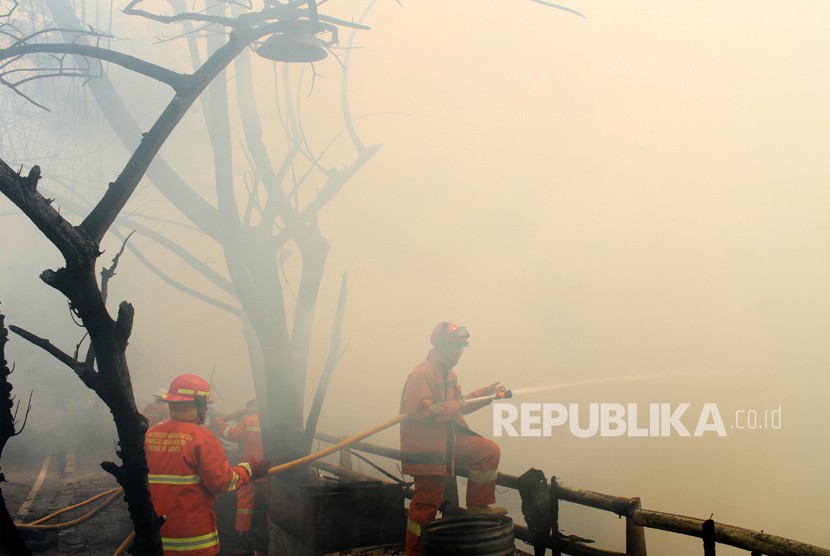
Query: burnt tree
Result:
<box><xmin>0</xmin><ymin>161</ymin><xmax>164</xmax><ymax>553</ymax></box>
<box><xmin>0</xmin><ymin>11</ymin><xmax>313</xmax><ymax>549</ymax></box>
<box><xmin>34</xmin><ymin>0</ymin><xmax>375</xmax><ymax>477</ymax></box>
<box><xmin>0</xmin><ymin>309</ymin><xmax>33</xmax><ymax>556</ymax></box>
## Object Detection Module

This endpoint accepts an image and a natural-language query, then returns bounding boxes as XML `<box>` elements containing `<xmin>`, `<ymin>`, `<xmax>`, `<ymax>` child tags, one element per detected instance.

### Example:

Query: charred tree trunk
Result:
<box><xmin>223</xmin><ymin>242</ymin><xmax>308</xmax><ymax>470</ymax></box>
<box><xmin>0</xmin><ymin>161</ymin><xmax>164</xmax><ymax>555</ymax></box>
<box><xmin>6</xmin><ymin>4</ymin><xmax>374</xmax><ymax>553</ymax></box>
<box><xmin>2</xmin><ymin>6</ymin><xmax>268</xmax><ymax>550</ymax></box>
<box><xmin>76</xmin><ymin>303</ymin><xmax>160</xmax><ymax>556</ymax></box>
<box><xmin>0</xmin><ymin>310</ymin><xmax>33</xmax><ymax>556</ymax></box>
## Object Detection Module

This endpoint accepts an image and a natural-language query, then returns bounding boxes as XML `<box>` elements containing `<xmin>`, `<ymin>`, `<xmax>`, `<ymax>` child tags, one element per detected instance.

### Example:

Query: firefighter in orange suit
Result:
<box><xmin>141</xmin><ymin>388</ymin><xmax>170</xmax><ymax>427</ymax></box>
<box><xmin>145</xmin><ymin>374</ymin><xmax>270</xmax><ymax>556</ymax></box>
<box><xmin>400</xmin><ymin>322</ymin><xmax>508</xmax><ymax>556</ymax></box>
<box><xmin>212</xmin><ymin>399</ymin><xmax>264</xmax><ymax>536</ymax></box>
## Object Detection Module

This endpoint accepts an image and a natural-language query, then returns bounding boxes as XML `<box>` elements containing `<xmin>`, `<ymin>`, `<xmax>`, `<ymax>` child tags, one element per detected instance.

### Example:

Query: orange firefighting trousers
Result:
<box><xmin>234</xmin><ymin>478</ymin><xmax>268</xmax><ymax>532</ymax></box>
<box><xmin>404</xmin><ymin>434</ymin><xmax>500</xmax><ymax>556</ymax></box>
<box><xmin>235</xmin><ymin>482</ymin><xmax>256</xmax><ymax>532</ymax></box>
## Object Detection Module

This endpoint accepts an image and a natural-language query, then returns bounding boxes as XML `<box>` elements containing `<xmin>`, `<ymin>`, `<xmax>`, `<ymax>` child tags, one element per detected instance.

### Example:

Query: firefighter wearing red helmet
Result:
<box><xmin>145</xmin><ymin>374</ymin><xmax>270</xmax><ymax>555</ymax></box>
<box><xmin>429</xmin><ymin>321</ymin><xmax>470</xmax><ymax>348</ymax></box>
<box><xmin>400</xmin><ymin>322</ymin><xmax>508</xmax><ymax>556</ymax></box>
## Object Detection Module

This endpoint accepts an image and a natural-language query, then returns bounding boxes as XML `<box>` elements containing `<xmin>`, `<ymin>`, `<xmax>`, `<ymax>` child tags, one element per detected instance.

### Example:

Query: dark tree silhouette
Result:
<box><xmin>0</xmin><ymin>309</ymin><xmax>33</xmax><ymax>556</ymax></box>
<box><xmin>0</xmin><ymin>2</ymin><xmax>367</xmax><ymax>550</ymax></box>
<box><xmin>2</xmin><ymin>1</ymin><xmax>579</xmax><ymax>552</ymax></box>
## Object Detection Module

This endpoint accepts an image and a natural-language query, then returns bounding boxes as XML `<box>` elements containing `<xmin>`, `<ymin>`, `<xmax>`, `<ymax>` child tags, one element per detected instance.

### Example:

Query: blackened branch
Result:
<box><xmin>11</xmin><ymin>391</ymin><xmax>33</xmax><ymax>437</ymax></box>
<box><xmin>84</xmin><ymin>343</ymin><xmax>96</xmax><ymax>368</ymax></box>
<box><xmin>101</xmin><ymin>230</ymin><xmax>136</xmax><ymax>304</ymax></box>
<box><xmin>24</xmin><ymin>165</ymin><xmax>40</xmax><ymax>191</ymax></box>
<box><xmin>0</xmin><ymin>158</ymin><xmax>95</xmax><ymax>266</ymax></box>
<box><xmin>8</xmin><ymin>325</ymin><xmax>76</xmax><ymax>367</ymax></box>
<box><xmin>8</xmin><ymin>325</ymin><xmax>99</xmax><ymax>390</ymax></box>
<box><xmin>100</xmin><ymin>460</ymin><xmax>121</xmax><ymax>481</ymax></box>
<box><xmin>114</xmin><ymin>302</ymin><xmax>134</xmax><ymax>347</ymax></box>
<box><xmin>0</xmin><ymin>43</ymin><xmax>187</xmax><ymax>91</ymax></box>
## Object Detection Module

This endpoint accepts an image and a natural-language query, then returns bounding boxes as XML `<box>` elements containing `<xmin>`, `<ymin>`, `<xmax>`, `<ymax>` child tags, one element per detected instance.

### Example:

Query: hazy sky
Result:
<box><xmin>2</xmin><ymin>1</ymin><xmax>829</xmax><ymax>553</ymax></box>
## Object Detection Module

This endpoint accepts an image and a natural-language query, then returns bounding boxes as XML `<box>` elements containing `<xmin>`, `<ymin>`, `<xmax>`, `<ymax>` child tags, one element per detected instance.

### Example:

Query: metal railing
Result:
<box><xmin>313</xmin><ymin>431</ymin><xmax>829</xmax><ymax>556</ymax></box>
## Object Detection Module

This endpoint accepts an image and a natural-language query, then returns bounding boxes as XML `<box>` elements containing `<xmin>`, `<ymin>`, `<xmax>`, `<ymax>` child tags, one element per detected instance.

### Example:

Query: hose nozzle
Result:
<box><xmin>493</xmin><ymin>389</ymin><xmax>512</xmax><ymax>400</ymax></box>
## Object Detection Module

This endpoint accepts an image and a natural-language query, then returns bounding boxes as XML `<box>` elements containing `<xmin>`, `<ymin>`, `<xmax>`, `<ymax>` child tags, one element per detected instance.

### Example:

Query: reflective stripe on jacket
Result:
<box><xmin>400</xmin><ymin>349</ymin><xmax>471</xmax><ymax>476</ymax></box>
<box><xmin>146</xmin><ymin>418</ymin><xmax>252</xmax><ymax>555</ymax></box>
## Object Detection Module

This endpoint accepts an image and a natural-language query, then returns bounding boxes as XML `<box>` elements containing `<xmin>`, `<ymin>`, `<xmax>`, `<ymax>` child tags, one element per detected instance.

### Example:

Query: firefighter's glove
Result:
<box><xmin>482</xmin><ymin>382</ymin><xmax>506</xmax><ymax>397</ymax></box>
<box><xmin>246</xmin><ymin>458</ymin><xmax>271</xmax><ymax>481</ymax></box>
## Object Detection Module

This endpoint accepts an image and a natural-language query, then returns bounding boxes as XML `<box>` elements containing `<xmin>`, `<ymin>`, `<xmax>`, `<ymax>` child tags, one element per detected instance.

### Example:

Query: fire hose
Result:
<box><xmin>51</xmin><ymin>390</ymin><xmax>511</xmax><ymax>555</ymax></box>
<box><xmin>15</xmin><ymin>487</ymin><xmax>124</xmax><ymax>530</ymax></box>
<box><xmin>112</xmin><ymin>414</ymin><xmax>414</xmax><ymax>554</ymax></box>
<box><xmin>265</xmin><ymin>390</ymin><xmax>511</xmax><ymax>476</ymax></box>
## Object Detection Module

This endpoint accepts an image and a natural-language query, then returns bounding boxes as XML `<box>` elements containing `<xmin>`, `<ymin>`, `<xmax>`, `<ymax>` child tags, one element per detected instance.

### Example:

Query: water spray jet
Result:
<box><xmin>507</xmin><ymin>372</ymin><xmax>714</xmax><ymax>398</ymax></box>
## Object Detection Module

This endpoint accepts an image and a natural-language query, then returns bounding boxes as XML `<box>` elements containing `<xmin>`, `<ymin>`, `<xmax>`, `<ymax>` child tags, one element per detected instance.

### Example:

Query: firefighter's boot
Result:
<box><xmin>467</xmin><ymin>505</ymin><xmax>508</xmax><ymax>516</ymax></box>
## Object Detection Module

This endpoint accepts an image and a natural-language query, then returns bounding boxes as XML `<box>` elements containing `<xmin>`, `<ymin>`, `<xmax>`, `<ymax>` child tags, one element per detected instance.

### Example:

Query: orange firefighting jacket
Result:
<box><xmin>145</xmin><ymin>418</ymin><xmax>253</xmax><ymax>555</ymax></box>
<box><xmin>214</xmin><ymin>413</ymin><xmax>263</xmax><ymax>461</ymax></box>
<box><xmin>400</xmin><ymin>349</ymin><xmax>488</xmax><ymax>476</ymax></box>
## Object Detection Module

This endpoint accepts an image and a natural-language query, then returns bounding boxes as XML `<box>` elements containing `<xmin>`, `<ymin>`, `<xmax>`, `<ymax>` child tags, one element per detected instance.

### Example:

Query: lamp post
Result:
<box><xmin>256</xmin><ymin>1</ymin><xmax>327</xmax><ymax>63</ymax></box>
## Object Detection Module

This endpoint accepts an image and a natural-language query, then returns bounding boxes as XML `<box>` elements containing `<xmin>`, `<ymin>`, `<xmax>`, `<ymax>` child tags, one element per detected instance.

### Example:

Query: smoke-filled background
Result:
<box><xmin>2</xmin><ymin>1</ymin><xmax>829</xmax><ymax>554</ymax></box>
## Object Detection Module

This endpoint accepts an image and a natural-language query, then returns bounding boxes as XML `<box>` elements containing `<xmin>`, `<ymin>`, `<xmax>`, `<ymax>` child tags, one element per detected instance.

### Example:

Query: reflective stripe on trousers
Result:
<box><xmin>405</xmin><ymin>434</ymin><xmax>500</xmax><ymax>556</ymax></box>
<box><xmin>235</xmin><ymin>482</ymin><xmax>257</xmax><ymax>532</ymax></box>
<box><xmin>162</xmin><ymin>530</ymin><xmax>219</xmax><ymax>552</ymax></box>
<box><xmin>149</xmin><ymin>474</ymin><xmax>200</xmax><ymax>485</ymax></box>
<box><xmin>467</xmin><ymin>467</ymin><xmax>499</xmax><ymax>483</ymax></box>
<box><xmin>405</xmin><ymin>475</ymin><xmax>445</xmax><ymax>556</ymax></box>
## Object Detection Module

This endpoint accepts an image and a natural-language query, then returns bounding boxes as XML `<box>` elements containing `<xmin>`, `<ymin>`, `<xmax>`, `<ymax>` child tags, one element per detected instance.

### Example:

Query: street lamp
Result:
<box><xmin>256</xmin><ymin>31</ymin><xmax>328</xmax><ymax>63</ymax></box>
<box><xmin>256</xmin><ymin>1</ymin><xmax>327</xmax><ymax>63</ymax></box>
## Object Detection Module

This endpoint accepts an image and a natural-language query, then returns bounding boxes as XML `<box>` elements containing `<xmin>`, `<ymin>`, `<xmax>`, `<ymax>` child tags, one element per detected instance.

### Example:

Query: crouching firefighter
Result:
<box><xmin>145</xmin><ymin>374</ymin><xmax>270</xmax><ymax>556</ymax></box>
<box><xmin>400</xmin><ymin>322</ymin><xmax>508</xmax><ymax>556</ymax></box>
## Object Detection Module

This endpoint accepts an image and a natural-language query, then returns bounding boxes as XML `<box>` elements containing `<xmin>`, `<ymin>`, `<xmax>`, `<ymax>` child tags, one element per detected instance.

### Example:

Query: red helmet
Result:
<box><xmin>163</xmin><ymin>374</ymin><xmax>212</xmax><ymax>403</ymax></box>
<box><xmin>430</xmin><ymin>322</ymin><xmax>470</xmax><ymax>346</ymax></box>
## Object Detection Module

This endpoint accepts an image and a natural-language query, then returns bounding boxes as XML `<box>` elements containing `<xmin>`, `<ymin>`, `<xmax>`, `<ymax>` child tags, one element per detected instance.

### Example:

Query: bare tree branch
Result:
<box><xmin>0</xmin><ymin>1</ymin><xmax>19</xmax><ymax>20</ymax></box>
<box><xmin>2</xmin><ymin>26</ymin><xmax>111</xmax><ymax>50</ymax></box>
<box><xmin>77</xmin><ymin>27</ymin><xmax>260</xmax><ymax>244</ymax></box>
<box><xmin>0</xmin><ymin>161</ymin><xmax>96</xmax><ymax>270</ymax></box>
<box><xmin>26</xmin><ymin>161</ymin><xmax>241</xmax><ymax>317</ymax></box>
<box><xmin>122</xmin><ymin>1</ymin><xmax>369</xmax><ymax>32</ymax></box>
<box><xmin>8</xmin><ymin>325</ymin><xmax>98</xmax><ymax>390</ymax></box>
<box><xmin>10</xmin><ymin>391</ymin><xmax>33</xmax><ymax>437</ymax></box>
<box><xmin>113</xmin><ymin>223</ymin><xmax>235</xmax><ymax>296</ymax></box>
<box><xmin>111</xmin><ymin>227</ymin><xmax>243</xmax><ymax>316</ymax></box>
<box><xmin>4</xmin><ymin>12</ymin><xmax>331</xmax><ymax>247</ymax></box>
<box><xmin>528</xmin><ymin>0</ymin><xmax>586</xmax><ymax>18</ymax></box>
<box><xmin>100</xmin><ymin>230</ymin><xmax>136</xmax><ymax>304</ymax></box>
<box><xmin>0</xmin><ymin>75</ymin><xmax>51</xmax><ymax>110</ymax></box>
<box><xmin>47</xmin><ymin>2</ymin><xmax>223</xmax><ymax>240</ymax></box>
<box><xmin>341</xmin><ymin>2</ymin><xmax>375</xmax><ymax>152</ymax></box>
<box><xmin>113</xmin><ymin>301</ymin><xmax>134</xmax><ymax>347</ymax></box>
<box><xmin>0</xmin><ymin>43</ymin><xmax>187</xmax><ymax>90</ymax></box>
<box><xmin>303</xmin><ymin>272</ymin><xmax>348</xmax><ymax>450</ymax></box>
<box><xmin>123</xmin><ymin>0</ymin><xmax>258</xmax><ymax>27</ymax></box>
